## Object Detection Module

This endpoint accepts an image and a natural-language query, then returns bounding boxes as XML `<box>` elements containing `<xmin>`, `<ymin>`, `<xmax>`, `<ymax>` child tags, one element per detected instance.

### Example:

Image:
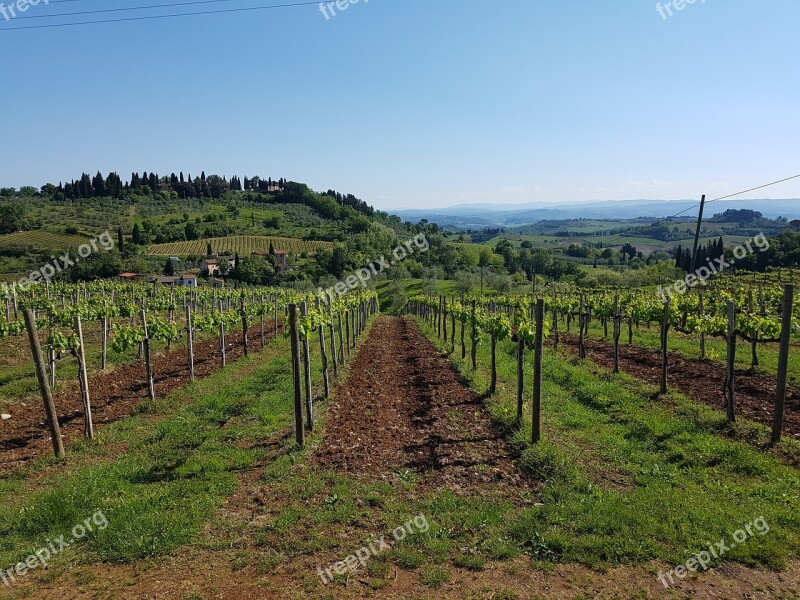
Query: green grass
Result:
<box><xmin>0</xmin><ymin>333</ymin><xmax>298</xmax><ymax>568</ymax></box>
<box><xmin>414</xmin><ymin>315</ymin><xmax>800</xmax><ymax>569</ymax></box>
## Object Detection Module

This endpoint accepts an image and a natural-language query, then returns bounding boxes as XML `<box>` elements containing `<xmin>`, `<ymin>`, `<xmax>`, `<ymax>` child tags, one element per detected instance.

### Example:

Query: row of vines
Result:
<box><xmin>1</xmin><ymin>280</ymin><xmax>378</xmax><ymax>458</ymax></box>
<box><xmin>409</xmin><ymin>277</ymin><xmax>797</xmax><ymax>445</ymax></box>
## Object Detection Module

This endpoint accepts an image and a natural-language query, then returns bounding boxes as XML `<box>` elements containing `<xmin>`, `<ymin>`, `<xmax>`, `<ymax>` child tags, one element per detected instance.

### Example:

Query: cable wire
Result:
<box><xmin>659</xmin><ymin>173</ymin><xmax>800</xmax><ymax>222</ymax></box>
<box><xmin>0</xmin><ymin>0</ymin><xmax>320</xmax><ymax>30</ymax></box>
<box><xmin>12</xmin><ymin>0</ymin><xmax>253</xmax><ymax>20</ymax></box>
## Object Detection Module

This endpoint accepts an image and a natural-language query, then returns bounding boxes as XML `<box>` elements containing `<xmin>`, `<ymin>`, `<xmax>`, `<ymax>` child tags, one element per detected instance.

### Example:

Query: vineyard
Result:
<box><xmin>147</xmin><ymin>235</ymin><xmax>334</xmax><ymax>257</ymax></box>
<box><xmin>409</xmin><ymin>275</ymin><xmax>800</xmax><ymax>442</ymax></box>
<box><xmin>0</xmin><ymin>276</ymin><xmax>798</xmax><ymax>598</ymax></box>
<box><xmin>0</xmin><ymin>231</ymin><xmax>90</xmax><ymax>252</ymax></box>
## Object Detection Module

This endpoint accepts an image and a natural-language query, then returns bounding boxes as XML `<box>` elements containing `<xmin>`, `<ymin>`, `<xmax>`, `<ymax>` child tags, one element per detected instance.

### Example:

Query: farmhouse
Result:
<box><xmin>200</xmin><ymin>258</ymin><xmax>219</xmax><ymax>276</ymax></box>
<box><xmin>154</xmin><ymin>274</ymin><xmax>197</xmax><ymax>288</ymax></box>
<box><xmin>178</xmin><ymin>274</ymin><xmax>197</xmax><ymax>288</ymax></box>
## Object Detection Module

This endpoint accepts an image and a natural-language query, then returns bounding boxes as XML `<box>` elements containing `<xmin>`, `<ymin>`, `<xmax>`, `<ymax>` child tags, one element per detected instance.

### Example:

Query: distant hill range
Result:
<box><xmin>390</xmin><ymin>199</ymin><xmax>800</xmax><ymax>229</ymax></box>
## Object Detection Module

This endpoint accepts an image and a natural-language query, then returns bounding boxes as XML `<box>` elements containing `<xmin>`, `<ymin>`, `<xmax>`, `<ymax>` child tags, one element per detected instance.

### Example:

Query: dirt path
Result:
<box><xmin>315</xmin><ymin>316</ymin><xmax>535</xmax><ymax>499</ymax></box>
<box><xmin>0</xmin><ymin>320</ymin><xmax>282</xmax><ymax>475</ymax></box>
<box><xmin>558</xmin><ymin>333</ymin><xmax>800</xmax><ymax>439</ymax></box>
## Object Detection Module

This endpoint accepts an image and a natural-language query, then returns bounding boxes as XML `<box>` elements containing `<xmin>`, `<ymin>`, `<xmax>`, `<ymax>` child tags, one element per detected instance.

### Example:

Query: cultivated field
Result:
<box><xmin>0</xmin><ymin>231</ymin><xmax>89</xmax><ymax>251</ymax></box>
<box><xmin>0</xmin><ymin>279</ymin><xmax>798</xmax><ymax>598</ymax></box>
<box><xmin>147</xmin><ymin>235</ymin><xmax>334</xmax><ymax>256</ymax></box>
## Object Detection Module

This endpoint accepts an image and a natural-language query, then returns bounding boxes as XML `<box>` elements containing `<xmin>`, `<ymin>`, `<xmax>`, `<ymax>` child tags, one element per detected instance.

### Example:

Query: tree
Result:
<box><xmin>488</xmin><ymin>272</ymin><xmax>512</xmax><ymax>293</ymax></box>
<box><xmin>234</xmin><ymin>256</ymin><xmax>274</xmax><ymax>285</ymax></box>
<box><xmin>206</xmin><ymin>242</ymin><xmax>213</xmax><ymax>256</ymax></box>
<box><xmin>0</xmin><ymin>202</ymin><xmax>27</xmax><ymax>234</ymax></box>
<box><xmin>131</xmin><ymin>224</ymin><xmax>141</xmax><ymax>245</ymax></box>
<box><xmin>117</xmin><ymin>227</ymin><xmax>124</xmax><ymax>250</ymax></box>
<box><xmin>422</xmin><ymin>271</ymin><xmax>439</xmax><ymax>297</ymax></box>
<box><xmin>453</xmin><ymin>270</ymin><xmax>476</xmax><ymax>296</ymax></box>
<box><xmin>327</xmin><ymin>247</ymin><xmax>348</xmax><ymax>278</ymax></box>
<box><xmin>478</xmin><ymin>248</ymin><xmax>492</xmax><ymax>295</ymax></box>
<box><xmin>620</xmin><ymin>243</ymin><xmax>637</xmax><ymax>261</ymax></box>
<box><xmin>163</xmin><ymin>258</ymin><xmax>176</xmax><ymax>276</ymax></box>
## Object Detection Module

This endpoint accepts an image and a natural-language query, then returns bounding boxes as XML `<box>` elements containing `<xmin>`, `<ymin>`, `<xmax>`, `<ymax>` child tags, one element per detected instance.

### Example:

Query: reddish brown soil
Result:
<box><xmin>315</xmin><ymin>316</ymin><xmax>536</xmax><ymax>500</ymax></box>
<box><xmin>0</xmin><ymin>321</ymin><xmax>281</xmax><ymax>475</ymax></box>
<box><xmin>558</xmin><ymin>333</ymin><xmax>800</xmax><ymax>439</ymax></box>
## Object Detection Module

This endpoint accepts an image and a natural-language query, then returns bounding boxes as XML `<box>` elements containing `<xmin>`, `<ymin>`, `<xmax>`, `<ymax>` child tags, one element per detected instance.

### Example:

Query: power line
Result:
<box><xmin>0</xmin><ymin>0</ymin><xmax>320</xmax><ymax>30</ymax></box>
<box><xmin>660</xmin><ymin>173</ymin><xmax>800</xmax><ymax>222</ymax></box>
<box><xmin>11</xmin><ymin>0</ymin><xmax>253</xmax><ymax>20</ymax></box>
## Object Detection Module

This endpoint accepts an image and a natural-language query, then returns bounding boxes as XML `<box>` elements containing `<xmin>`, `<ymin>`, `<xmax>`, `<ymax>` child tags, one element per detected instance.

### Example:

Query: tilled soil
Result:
<box><xmin>315</xmin><ymin>316</ymin><xmax>536</xmax><ymax>500</ymax></box>
<box><xmin>558</xmin><ymin>333</ymin><xmax>800</xmax><ymax>438</ymax></box>
<box><xmin>0</xmin><ymin>321</ymin><xmax>281</xmax><ymax>475</ymax></box>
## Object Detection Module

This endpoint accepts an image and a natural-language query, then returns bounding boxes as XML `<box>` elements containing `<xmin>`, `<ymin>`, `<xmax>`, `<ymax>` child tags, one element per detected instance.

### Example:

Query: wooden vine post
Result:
<box><xmin>186</xmin><ymin>305</ymin><xmax>195</xmax><ymax>382</ymax></box>
<box><xmin>219</xmin><ymin>300</ymin><xmax>227</xmax><ymax>368</ymax></box>
<box><xmin>578</xmin><ymin>295</ymin><xmax>586</xmax><ymax>359</ymax></box>
<box><xmin>141</xmin><ymin>309</ymin><xmax>156</xmax><ymax>401</ymax></box>
<box><xmin>48</xmin><ymin>345</ymin><xmax>56</xmax><ymax>387</ymax></box>
<box><xmin>516</xmin><ymin>326</ymin><xmax>524</xmax><ymax>423</ymax></box>
<box><xmin>353</xmin><ymin>305</ymin><xmax>358</xmax><ymax>346</ymax></box>
<box><xmin>725</xmin><ymin>301</ymin><xmax>736</xmax><ymax>422</ymax></box>
<box><xmin>273</xmin><ymin>294</ymin><xmax>279</xmax><ymax>335</ymax></box>
<box><xmin>260</xmin><ymin>294</ymin><xmax>266</xmax><ymax>347</ymax></box>
<box><xmin>532</xmin><ymin>299</ymin><xmax>544</xmax><ymax>444</ymax></box>
<box><xmin>771</xmin><ymin>284</ymin><xmax>794</xmax><ymax>445</ymax></box>
<box><xmin>749</xmin><ymin>288</ymin><xmax>759</xmax><ymax>368</ymax></box>
<box><xmin>470</xmin><ymin>300</ymin><xmax>477</xmax><ymax>369</ymax></box>
<box><xmin>101</xmin><ymin>316</ymin><xmax>108</xmax><ymax>370</ymax></box>
<box><xmin>316</xmin><ymin>300</ymin><xmax>330</xmax><ymax>399</ymax></box>
<box><xmin>450</xmin><ymin>305</ymin><xmax>456</xmax><ymax>353</ymax></box>
<box><xmin>460</xmin><ymin>301</ymin><xmax>466</xmax><ymax>360</ymax></box>
<box><xmin>23</xmin><ymin>309</ymin><xmax>65</xmax><ymax>459</ymax></box>
<box><xmin>329</xmin><ymin>306</ymin><xmax>339</xmax><ymax>377</ymax></box>
<box><xmin>489</xmin><ymin>301</ymin><xmax>497</xmax><ymax>393</ymax></box>
<box><xmin>240</xmin><ymin>296</ymin><xmax>249</xmax><ymax>358</ymax></box>
<box><xmin>552</xmin><ymin>309</ymin><xmax>560</xmax><ymax>350</ymax></box>
<box><xmin>289</xmin><ymin>303</ymin><xmax>305</xmax><ymax>447</ymax></box>
<box><xmin>628</xmin><ymin>316</ymin><xmax>633</xmax><ymax>346</ymax></box>
<box><xmin>699</xmin><ymin>291</ymin><xmax>706</xmax><ymax>360</ymax></box>
<box><xmin>300</xmin><ymin>301</ymin><xmax>313</xmax><ymax>431</ymax></box>
<box><xmin>74</xmin><ymin>315</ymin><xmax>94</xmax><ymax>440</ymax></box>
<box><xmin>345</xmin><ymin>310</ymin><xmax>351</xmax><ymax>354</ymax></box>
<box><xmin>660</xmin><ymin>298</ymin><xmax>669</xmax><ymax>395</ymax></box>
<box><xmin>612</xmin><ymin>294</ymin><xmax>620</xmax><ymax>374</ymax></box>
<box><xmin>338</xmin><ymin>312</ymin><xmax>346</xmax><ymax>362</ymax></box>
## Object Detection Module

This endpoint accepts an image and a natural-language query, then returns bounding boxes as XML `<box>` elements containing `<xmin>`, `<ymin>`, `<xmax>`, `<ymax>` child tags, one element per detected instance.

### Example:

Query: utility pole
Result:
<box><xmin>689</xmin><ymin>194</ymin><xmax>707</xmax><ymax>274</ymax></box>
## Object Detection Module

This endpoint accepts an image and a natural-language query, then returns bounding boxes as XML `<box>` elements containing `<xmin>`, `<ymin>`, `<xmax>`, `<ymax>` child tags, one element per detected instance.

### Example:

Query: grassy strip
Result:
<box><xmin>0</xmin><ymin>333</ymin><xmax>298</xmax><ymax>569</ymax></box>
<box><xmin>416</xmin><ymin>317</ymin><xmax>800</xmax><ymax>569</ymax></box>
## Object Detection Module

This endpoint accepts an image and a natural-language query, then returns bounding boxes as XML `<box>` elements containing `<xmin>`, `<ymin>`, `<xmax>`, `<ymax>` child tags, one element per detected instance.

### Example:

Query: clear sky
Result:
<box><xmin>0</xmin><ymin>0</ymin><xmax>798</xmax><ymax>210</ymax></box>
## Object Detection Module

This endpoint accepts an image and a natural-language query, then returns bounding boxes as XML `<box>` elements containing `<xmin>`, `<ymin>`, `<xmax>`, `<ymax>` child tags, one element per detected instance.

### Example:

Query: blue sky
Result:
<box><xmin>0</xmin><ymin>0</ymin><xmax>798</xmax><ymax>210</ymax></box>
